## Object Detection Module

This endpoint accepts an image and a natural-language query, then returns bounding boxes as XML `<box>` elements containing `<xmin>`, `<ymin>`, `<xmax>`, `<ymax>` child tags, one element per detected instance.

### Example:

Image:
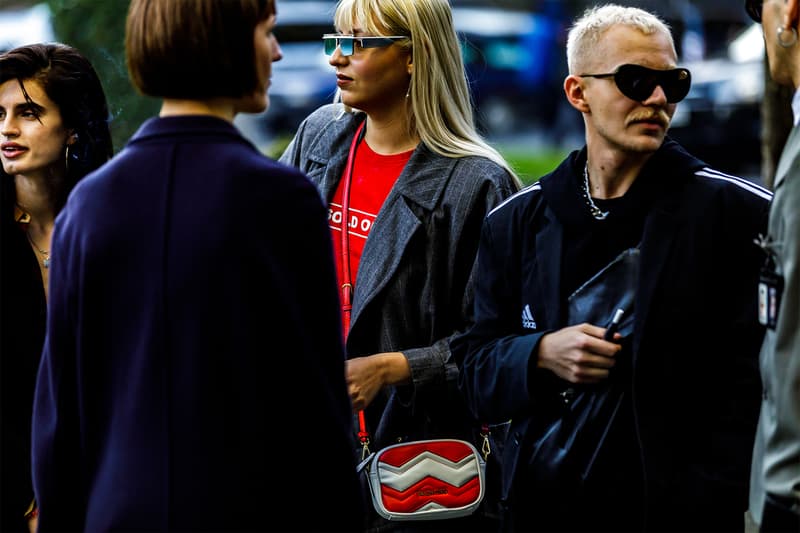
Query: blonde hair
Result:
<box><xmin>566</xmin><ymin>4</ymin><xmax>675</xmax><ymax>74</ymax></box>
<box><xmin>332</xmin><ymin>0</ymin><xmax>520</xmax><ymax>186</ymax></box>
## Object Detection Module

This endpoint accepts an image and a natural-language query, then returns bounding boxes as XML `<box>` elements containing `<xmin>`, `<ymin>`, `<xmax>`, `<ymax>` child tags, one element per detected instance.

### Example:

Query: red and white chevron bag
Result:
<box><xmin>363</xmin><ymin>439</ymin><xmax>486</xmax><ymax>520</ymax></box>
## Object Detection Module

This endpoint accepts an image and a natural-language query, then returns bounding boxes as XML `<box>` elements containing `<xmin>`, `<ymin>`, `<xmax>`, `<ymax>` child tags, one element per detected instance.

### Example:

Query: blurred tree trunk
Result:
<box><xmin>761</xmin><ymin>58</ymin><xmax>794</xmax><ymax>189</ymax></box>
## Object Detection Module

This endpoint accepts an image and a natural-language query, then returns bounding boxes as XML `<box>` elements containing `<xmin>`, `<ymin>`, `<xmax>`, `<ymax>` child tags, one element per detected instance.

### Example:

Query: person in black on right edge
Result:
<box><xmin>452</xmin><ymin>4</ymin><xmax>773</xmax><ymax>531</ymax></box>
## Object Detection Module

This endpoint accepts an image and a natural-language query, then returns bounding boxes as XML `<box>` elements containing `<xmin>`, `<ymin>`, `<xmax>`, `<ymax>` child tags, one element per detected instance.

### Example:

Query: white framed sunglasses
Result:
<box><xmin>322</xmin><ymin>33</ymin><xmax>407</xmax><ymax>56</ymax></box>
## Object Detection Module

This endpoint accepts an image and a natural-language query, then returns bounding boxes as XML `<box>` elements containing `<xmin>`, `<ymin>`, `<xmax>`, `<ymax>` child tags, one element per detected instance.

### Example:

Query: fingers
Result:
<box><xmin>538</xmin><ymin>324</ymin><xmax>623</xmax><ymax>383</ymax></box>
<box><xmin>555</xmin><ymin>353</ymin><xmax>615</xmax><ymax>383</ymax></box>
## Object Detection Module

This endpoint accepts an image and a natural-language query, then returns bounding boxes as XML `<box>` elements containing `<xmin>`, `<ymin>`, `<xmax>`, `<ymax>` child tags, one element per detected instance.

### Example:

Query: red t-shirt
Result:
<box><xmin>329</xmin><ymin>140</ymin><xmax>413</xmax><ymax>321</ymax></box>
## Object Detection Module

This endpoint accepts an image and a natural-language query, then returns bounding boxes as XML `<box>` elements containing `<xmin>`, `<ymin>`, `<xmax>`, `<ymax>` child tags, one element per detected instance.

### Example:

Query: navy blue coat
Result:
<box><xmin>31</xmin><ymin>116</ymin><xmax>364</xmax><ymax>531</ymax></box>
<box><xmin>453</xmin><ymin>139</ymin><xmax>772</xmax><ymax>530</ymax></box>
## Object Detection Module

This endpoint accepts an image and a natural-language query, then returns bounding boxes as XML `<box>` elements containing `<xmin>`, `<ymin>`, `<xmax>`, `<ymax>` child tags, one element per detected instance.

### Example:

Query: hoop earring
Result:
<box><xmin>64</xmin><ymin>144</ymin><xmax>71</xmax><ymax>172</ymax></box>
<box><xmin>778</xmin><ymin>26</ymin><xmax>798</xmax><ymax>48</ymax></box>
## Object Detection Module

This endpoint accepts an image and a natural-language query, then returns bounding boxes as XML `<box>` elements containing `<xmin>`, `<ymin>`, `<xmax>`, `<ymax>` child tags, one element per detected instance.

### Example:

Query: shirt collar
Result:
<box><xmin>792</xmin><ymin>89</ymin><xmax>800</xmax><ymax>126</ymax></box>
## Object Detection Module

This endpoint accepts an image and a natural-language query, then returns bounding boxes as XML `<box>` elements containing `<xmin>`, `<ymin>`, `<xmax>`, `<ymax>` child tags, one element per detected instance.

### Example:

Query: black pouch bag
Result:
<box><xmin>524</xmin><ymin>247</ymin><xmax>639</xmax><ymax>495</ymax></box>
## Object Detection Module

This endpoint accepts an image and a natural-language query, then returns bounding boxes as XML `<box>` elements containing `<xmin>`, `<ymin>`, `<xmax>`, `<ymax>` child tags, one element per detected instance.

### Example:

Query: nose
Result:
<box><xmin>0</xmin><ymin>116</ymin><xmax>19</xmax><ymax>138</ymax></box>
<box><xmin>328</xmin><ymin>45</ymin><xmax>346</xmax><ymax>66</ymax></box>
<box><xmin>642</xmin><ymin>83</ymin><xmax>668</xmax><ymax>105</ymax></box>
<box><xmin>272</xmin><ymin>36</ymin><xmax>283</xmax><ymax>63</ymax></box>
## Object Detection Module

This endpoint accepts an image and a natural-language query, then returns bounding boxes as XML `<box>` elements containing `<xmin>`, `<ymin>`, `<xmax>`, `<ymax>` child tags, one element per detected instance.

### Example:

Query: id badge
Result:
<box><xmin>758</xmin><ymin>265</ymin><xmax>783</xmax><ymax>329</ymax></box>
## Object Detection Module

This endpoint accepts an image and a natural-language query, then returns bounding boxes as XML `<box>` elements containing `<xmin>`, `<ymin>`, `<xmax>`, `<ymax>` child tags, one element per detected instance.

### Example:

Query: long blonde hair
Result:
<box><xmin>333</xmin><ymin>0</ymin><xmax>521</xmax><ymax>186</ymax></box>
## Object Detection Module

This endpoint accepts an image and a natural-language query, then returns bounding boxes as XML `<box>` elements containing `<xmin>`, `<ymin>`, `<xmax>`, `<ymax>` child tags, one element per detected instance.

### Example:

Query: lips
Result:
<box><xmin>1</xmin><ymin>143</ymin><xmax>27</xmax><ymax>158</ymax></box>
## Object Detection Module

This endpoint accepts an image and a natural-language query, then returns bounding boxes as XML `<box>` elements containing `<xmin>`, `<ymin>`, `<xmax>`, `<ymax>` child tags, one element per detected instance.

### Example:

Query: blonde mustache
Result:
<box><xmin>628</xmin><ymin>109</ymin><xmax>671</xmax><ymax>128</ymax></box>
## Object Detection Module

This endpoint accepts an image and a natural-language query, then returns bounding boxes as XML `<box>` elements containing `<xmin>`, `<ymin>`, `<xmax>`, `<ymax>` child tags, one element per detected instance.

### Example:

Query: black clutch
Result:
<box><xmin>567</xmin><ymin>247</ymin><xmax>639</xmax><ymax>335</ymax></box>
<box><xmin>525</xmin><ymin>247</ymin><xmax>640</xmax><ymax>495</ymax></box>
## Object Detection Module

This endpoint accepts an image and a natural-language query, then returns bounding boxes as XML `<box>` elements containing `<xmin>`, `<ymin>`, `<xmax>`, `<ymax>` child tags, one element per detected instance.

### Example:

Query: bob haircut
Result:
<box><xmin>125</xmin><ymin>0</ymin><xmax>275</xmax><ymax>99</ymax></box>
<box><xmin>0</xmin><ymin>42</ymin><xmax>113</xmax><ymax>209</ymax></box>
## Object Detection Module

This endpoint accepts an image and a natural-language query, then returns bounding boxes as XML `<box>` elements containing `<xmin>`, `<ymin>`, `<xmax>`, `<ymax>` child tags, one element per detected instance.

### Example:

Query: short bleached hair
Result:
<box><xmin>566</xmin><ymin>3</ymin><xmax>675</xmax><ymax>74</ymax></box>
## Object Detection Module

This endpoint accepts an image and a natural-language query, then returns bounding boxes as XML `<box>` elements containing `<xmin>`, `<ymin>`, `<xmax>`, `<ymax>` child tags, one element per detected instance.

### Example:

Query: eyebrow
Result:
<box><xmin>0</xmin><ymin>101</ymin><xmax>45</xmax><ymax>115</ymax></box>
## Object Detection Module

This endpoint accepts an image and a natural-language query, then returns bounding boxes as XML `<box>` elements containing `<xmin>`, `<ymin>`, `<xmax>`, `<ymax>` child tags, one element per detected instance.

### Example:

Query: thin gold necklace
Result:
<box><xmin>26</xmin><ymin>229</ymin><xmax>51</xmax><ymax>268</ymax></box>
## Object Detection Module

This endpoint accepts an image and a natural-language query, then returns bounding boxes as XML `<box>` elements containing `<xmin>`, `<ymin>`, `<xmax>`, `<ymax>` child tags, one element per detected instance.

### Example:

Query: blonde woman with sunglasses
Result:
<box><xmin>453</xmin><ymin>4</ymin><xmax>773</xmax><ymax>531</ymax></box>
<box><xmin>280</xmin><ymin>0</ymin><xmax>519</xmax><ymax>530</ymax></box>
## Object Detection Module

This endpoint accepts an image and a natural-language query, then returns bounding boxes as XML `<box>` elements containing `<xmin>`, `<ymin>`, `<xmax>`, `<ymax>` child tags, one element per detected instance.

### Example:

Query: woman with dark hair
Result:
<box><xmin>30</xmin><ymin>1</ymin><xmax>364</xmax><ymax>531</ymax></box>
<box><xmin>0</xmin><ymin>42</ymin><xmax>113</xmax><ymax>533</ymax></box>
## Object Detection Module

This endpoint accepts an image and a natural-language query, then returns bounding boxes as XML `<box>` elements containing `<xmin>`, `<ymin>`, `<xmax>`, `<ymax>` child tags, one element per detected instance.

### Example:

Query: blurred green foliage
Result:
<box><xmin>500</xmin><ymin>146</ymin><xmax>569</xmax><ymax>186</ymax></box>
<box><xmin>45</xmin><ymin>0</ymin><xmax>158</xmax><ymax>154</ymax></box>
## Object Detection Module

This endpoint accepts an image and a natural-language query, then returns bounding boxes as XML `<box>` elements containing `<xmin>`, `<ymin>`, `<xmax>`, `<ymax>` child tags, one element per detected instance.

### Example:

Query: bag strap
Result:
<box><xmin>340</xmin><ymin>120</ymin><xmax>366</xmax><ymax>335</ymax></box>
<box><xmin>337</xmin><ymin>121</ymin><xmax>372</xmax><ymax>460</ymax></box>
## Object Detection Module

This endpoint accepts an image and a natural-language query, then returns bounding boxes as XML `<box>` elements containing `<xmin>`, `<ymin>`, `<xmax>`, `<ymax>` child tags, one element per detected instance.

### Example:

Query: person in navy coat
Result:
<box><xmin>30</xmin><ymin>0</ymin><xmax>364</xmax><ymax>531</ymax></box>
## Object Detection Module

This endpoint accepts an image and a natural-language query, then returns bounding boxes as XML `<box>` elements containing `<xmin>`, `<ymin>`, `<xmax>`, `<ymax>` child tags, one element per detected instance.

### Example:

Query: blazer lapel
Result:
<box><xmin>350</xmin><ymin>146</ymin><xmax>454</xmax><ymax>330</ymax></box>
<box><xmin>775</xmin><ymin>123</ymin><xmax>800</xmax><ymax>189</ymax></box>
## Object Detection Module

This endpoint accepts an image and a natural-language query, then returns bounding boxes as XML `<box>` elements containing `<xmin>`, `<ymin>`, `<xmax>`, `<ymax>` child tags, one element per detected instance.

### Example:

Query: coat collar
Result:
<box><xmin>775</xmin><ymin>123</ymin><xmax>800</xmax><ymax>188</ymax></box>
<box><xmin>313</xmin><ymin>112</ymin><xmax>454</xmax><ymax>211</ymax></box>
<box><xmin>128</xmin><ymin>115</ymin><xmax>253</xmax><ymax>148</ymax></box>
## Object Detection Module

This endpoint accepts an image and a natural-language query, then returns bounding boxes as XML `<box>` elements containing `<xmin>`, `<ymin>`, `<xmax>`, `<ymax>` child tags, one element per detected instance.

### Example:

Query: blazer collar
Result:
<box><xmin>775</xmin><ymin>123</ymin><xmax>800</xmax><ymax>188</ymax></box>
<box><xmin>129</xmin><ymin>115</ymin><xmax>251</xmax><ymax>147</ymax></box>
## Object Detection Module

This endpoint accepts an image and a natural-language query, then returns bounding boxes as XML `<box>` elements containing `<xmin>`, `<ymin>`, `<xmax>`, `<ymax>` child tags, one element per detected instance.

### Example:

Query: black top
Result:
<box><xmin>0</xmin><ymin>176</ymin><xmax>45</xmax><ymax>532</ymax></box>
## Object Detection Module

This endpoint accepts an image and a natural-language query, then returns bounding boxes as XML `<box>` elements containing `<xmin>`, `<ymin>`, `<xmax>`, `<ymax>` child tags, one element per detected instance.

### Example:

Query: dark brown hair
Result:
<box><xmin>0</xmin><ymin>42</ymin><xmax>113</xmax><ymax>209</ymax></box>
<box><xmin>125</xmin><ymin>0</ymin><xmax>275</xmax><ymax>99</ymax></box>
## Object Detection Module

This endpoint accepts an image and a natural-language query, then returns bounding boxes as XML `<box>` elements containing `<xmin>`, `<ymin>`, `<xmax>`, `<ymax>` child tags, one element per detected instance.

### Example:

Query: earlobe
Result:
<box><xmin>67</xmin><ymin>131</ymin><xmax>78</xmax><ymax>146</ymax></box>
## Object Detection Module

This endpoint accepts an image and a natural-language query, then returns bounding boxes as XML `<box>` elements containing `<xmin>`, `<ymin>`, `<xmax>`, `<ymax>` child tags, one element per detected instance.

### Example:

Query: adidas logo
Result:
<box><xmin>521</xmin><ymin>304</ymin><xmax>537</xmax><ymax>329</ymax></box>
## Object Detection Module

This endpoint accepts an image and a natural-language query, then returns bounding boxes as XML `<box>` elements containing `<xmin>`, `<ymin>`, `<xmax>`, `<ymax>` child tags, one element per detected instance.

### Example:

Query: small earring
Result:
<box><xmin>778</xmin><ymin>26</ymin><xmax>798</xmax><ymax>48</ymax></box>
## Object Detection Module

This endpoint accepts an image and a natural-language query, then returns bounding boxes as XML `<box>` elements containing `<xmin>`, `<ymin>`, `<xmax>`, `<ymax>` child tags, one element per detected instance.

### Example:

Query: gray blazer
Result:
<box><xmin>280</xmin><ymin>104</ymin><xmax>518</xmax><ymax>449</ymax></box>
<box><xmin>749</xmin><ymin>122</ymin><xmax>800</xmax><ymax>524</ymax></box>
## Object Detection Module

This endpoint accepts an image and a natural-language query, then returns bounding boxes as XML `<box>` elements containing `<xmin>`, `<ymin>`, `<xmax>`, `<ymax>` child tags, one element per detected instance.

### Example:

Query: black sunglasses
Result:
<box><xmin>322</xmin><ymin>34</ymin><xmax>406</xmax><ymax>57</ymax></box>
<box><xmin>580</xmin><ymin>64</ymin><xmax>692</xmax><ymax>103</ymax></box>
<box><xmin>745</xmin><ymin>0</ymin><xmax>762</xmax><ymax>23</ymax></box>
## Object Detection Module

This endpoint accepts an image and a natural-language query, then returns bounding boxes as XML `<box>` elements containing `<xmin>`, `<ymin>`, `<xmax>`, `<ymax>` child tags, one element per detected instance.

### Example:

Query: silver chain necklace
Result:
<box><xmin>582</xmin><ymin>161</ymin><xmax>609</xmax><ymax>220</ymax></box>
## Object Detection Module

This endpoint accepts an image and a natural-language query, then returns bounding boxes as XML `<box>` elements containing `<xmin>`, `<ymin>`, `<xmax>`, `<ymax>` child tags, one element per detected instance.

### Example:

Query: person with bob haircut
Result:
<box><xmin>30</xmin><ymin>0</ymin><xmax>364</xmax><ymax>531</ymax></box>
<box><xmin>0</xmin><ymin>42</ymin><xmax>113</xmax><ymax>533</ymax></box>
<box><xmin>279</xmin><ymin>0</ymin><xmax>519</xmax><ymax>530</ymax></box>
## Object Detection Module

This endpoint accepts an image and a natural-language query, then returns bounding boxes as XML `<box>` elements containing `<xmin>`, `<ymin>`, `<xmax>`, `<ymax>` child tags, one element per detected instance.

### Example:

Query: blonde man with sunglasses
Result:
<box><xmin>452</xmin><ymin>4</ymin><xmax>773</xmax><ymax>531</ymax></box>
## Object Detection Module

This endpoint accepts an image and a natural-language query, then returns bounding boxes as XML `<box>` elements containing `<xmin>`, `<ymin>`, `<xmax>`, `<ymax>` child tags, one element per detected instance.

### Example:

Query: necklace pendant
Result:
<box><xmin>43</xmin><ymin>257</ymin><xmax>50</xmax><ymax>269</ymax></box>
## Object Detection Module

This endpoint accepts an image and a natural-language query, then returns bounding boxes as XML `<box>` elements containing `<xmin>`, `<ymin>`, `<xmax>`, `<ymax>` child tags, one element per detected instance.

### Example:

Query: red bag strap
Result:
<box><xmin>338</xmin><ymin>121</ymin><xmax>371</xmax><ymax>458</ymax></box>
<box><xmin>340</xmin><ymin>120</ymin><xmax>365</xmax><ymax>335</ymax></box>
